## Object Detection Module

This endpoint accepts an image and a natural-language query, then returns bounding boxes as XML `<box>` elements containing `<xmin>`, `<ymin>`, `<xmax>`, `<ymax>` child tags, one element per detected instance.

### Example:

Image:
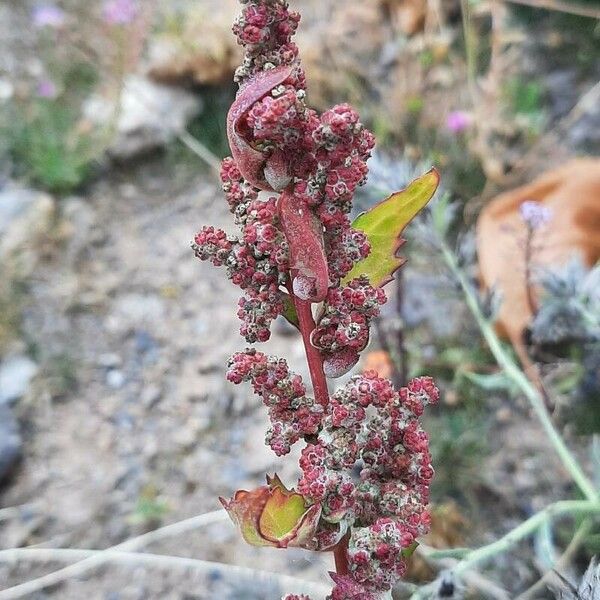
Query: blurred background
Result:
<box><xmin>0</xmin><ymin>0</ymin><xmax>599</xmax><ymax>598</ymax></box>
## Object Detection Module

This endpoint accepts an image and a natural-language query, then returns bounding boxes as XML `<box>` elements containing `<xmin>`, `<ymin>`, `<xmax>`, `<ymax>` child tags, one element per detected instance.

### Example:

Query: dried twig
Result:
<box><xmin>0</xmin><ymin>510</ymin><xmax>231</xmax><ymax>599</ymax></box>
<box><xmin>0</xmin><ymin>548</ymin><xmax>330</xmax><ymax>599</ymax></box>
<box><xmin>514</xmin><ymin>519</ymin><xmax>594</xmax><ymax>600</ymax></box>
<box><xmin>412</xmin><ymin>501</ymin><xmax>600</xmax><ymax>599</ymax></box>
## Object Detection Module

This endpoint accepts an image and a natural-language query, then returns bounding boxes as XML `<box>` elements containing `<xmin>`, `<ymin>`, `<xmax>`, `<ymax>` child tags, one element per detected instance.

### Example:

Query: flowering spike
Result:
<box><xmin>193</xmin><ymin>1</ymin><xmax>439</xmax><ymax>597</ymax></box>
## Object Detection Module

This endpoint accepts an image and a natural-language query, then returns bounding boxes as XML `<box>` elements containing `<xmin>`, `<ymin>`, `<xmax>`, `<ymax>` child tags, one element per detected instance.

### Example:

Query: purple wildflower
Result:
<box><xmin>102</xmin><ymin>0</ymin><xmax>138</xmax><ymax>25</ymax></box>
<box><xmin>32</xmin><ymin>4</ymin><xmax>66</xmax><ymax>28</ymax></box>
<box><xmin>446</xmin><ymin>110</ymin><xmax>472</xmax><ymax>134</ymax></box>
<box><xmin>36</xmin><ymin>79</ymin><xmax>58</xmax><ymax>99</ymax></box>
<box><xmin>519</xmin><ymin>200</ymin><xmax>553</xmax><ymax>229</ymax></box>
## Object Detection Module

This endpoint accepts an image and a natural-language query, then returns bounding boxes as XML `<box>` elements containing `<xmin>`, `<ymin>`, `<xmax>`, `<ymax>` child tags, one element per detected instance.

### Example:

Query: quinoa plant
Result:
<box><xmin>193</xmin><ymin>1</ymin><xmax>439</xmax><ymax>598</ymax></box>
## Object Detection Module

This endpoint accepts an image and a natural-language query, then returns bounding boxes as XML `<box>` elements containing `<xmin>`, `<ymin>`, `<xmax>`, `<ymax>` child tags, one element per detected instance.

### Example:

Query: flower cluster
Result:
<box><xmin>102</xmin><ymin>0</ymin><xmax>138</xmax><ymax>25</ymax></box>
<box><xmin>193</xmin><ymin>190</ymin><xmax>289</xmax><ymax>342</ymax></box>
<box><xmin>519</xmin><ymin>199</ymin><xmax>553</xmax><ymax>230</ymax></box>
<box><xmin>193</xmin><ymin>2</ymin><xmax>439</xmax><ymax>599</ymax></box>
<box><xmin>227</xmin><ymin>349</ymin><xmax>323</xmax><ymax>456</ymax></box>
<box><xmin>303</xmin><ymin>373</ymin><xmax>438</xmax><ymax>597</ymax></box>
<box><xmin>194</xmin><ymin>0</ymin><xmax>376</xmax><ymax>349</ymax></box>
<box><xmin>233</xmin><ymin>0</ymin><xmax>301</xmax><ymax>83</ymax></box>
<box><xmin>312</xmin><ymin>276</ymin><xmax>387</xmax><ymax>377</ymax></box>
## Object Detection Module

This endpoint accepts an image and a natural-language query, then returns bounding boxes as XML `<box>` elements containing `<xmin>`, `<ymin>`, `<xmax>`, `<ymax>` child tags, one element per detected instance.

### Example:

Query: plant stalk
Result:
<box><xmin>440</xmin><ymin>240</ymin><xmax>598</xmax><ymax>502</ymax></box>
<box><xmin>414</xmin><ymin>500</ymin><xmax>600</xmax><ymax>599</ymax></box>
<box><xmin>291</xmin><ymin>294</ymin><xmax>330</xmax><ymax>410</ymax></box>
<box><xmin>289</xmin><ymin>289</ymin><xmax>350</xmax><ymax>577</ymax></box>
<box><xmin>333</xmin><ymin>535</ymin><xmax>350</xmax><ymax>576</ymax></box>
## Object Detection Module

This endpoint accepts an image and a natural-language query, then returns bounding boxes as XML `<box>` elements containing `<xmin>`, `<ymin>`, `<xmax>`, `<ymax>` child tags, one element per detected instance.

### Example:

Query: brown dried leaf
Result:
<box><xmin>477</xmin><ymin>159</ymin><xmax>600</xmax><ymax>348</ymax></box>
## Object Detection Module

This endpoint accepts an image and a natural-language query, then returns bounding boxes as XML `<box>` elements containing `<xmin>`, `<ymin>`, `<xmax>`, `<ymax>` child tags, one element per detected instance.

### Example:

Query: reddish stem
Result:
<box><xmin>290</xmin><ymin>289</ymin><xmax>353</xmax><ymax>580</ymax></box>
<box><xmin>333</xmin><ymin>535</ymin><xmax>350</xmax><ymax>576</ymax></box>
<box><xmin>291</xmin><ymin>294</ymin><xmax>330</xmax><ymax>409</ymax></box>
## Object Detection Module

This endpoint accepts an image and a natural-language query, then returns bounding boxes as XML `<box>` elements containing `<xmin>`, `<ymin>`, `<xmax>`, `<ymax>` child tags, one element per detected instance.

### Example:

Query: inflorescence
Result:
<box><xmin>193</xmin><ymin>1</ymin><xmax>439</xmax><ymax>598</ymax></box>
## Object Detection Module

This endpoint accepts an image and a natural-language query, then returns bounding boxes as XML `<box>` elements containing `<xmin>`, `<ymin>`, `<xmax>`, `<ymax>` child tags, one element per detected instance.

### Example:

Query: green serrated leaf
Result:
<box><xmin>345</xmin><ymin>169</ymin><xmax>440</xmax><ymax>287</ymax></box>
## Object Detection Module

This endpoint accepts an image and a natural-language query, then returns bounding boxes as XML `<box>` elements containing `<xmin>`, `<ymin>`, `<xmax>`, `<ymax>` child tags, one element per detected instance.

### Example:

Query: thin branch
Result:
<box><xmin>177</xmin><ymin>129</ymin><xmax>222</xmax><ymax>174</ymax></box>
<box><xmin>0</xmin><ymin>509</ymin><xmax>230</xmax><ymax>599</ymax></box>
<box><xmin>501</xmin><ymin>0</ymin><xmax>600</xmax><ymax>19</ymax></box>
<box><xmin>413</xmin><ymin>500</ymin><xmax>600</xmax><ymax>599</ymax></box>
<box><xmin>0</xmin><ymin>548</ymin><xmax>331</xmax><ymax>599</ymax></box>
<box><xmin>395</xmin><ymin>271</ymin><xmax>409</xmax><ymax>387</ymax></box>
<box><xmin>0</xmin><ymin>505</ymin><xmax>35</xmax><ymax>523</ymax></box>
<box><xmin>418</xmin><ymin>544</ymin><xmax>510</xmax><ymax>600</ymax></box>
<box><xmin>374</xmin><ymin>317</ymin><xmax>403</xmax><ymax>388</ymax></box>
<box><xmin>439</xmin><ymin>240</ymin><xmax>599</xmax><ymax>502</ymax></box>
<box><xmin>514</xmin><ymin>519</ymin><xmax>594</xmax><ymax>600</ymax></box>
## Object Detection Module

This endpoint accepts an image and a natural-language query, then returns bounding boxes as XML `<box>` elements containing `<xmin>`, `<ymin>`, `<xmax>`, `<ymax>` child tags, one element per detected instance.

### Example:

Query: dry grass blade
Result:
<box><xmin>0</xmin><ymin>548</ymin><xmax>330</xmax><ymax>599</ymax></box>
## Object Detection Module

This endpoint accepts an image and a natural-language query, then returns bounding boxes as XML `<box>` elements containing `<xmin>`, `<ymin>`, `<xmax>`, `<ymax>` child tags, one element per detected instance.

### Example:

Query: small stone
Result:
<box><xmin>98</xmin><ymin>353</ymin><xmax>123</xmax><ymax>368</ymax></box>
<box><xmin>83</xmin><ymin>76</ymin><xmax>202</xmax><ymax>160</ymax></box>
<box><xmin>147</xmin><ymin>2</ymin><xmax>240</xmax><ymax>86</ymax></box>
<box><xmin>112</xmin><ymin>293</ymin><xmax>166</xmax><ymax>326</ymax></box>
<box><xmin>134</xmin><ymin>330</ymin><xmax>157</xmax><ymax>355</ymax></box>
<box><xmin>496</xmin><ymin>407</ymin><xmax>512</xmax><ymax>423</ymax></box>
<box><xmin>174</xmin><ymin>426</ymin><xmax>198</xmax><ymax>450</ymax></box>
<box><xmin>106</xmin><ymin>369</ymin><xmax>126</xmax><ymax>389</ymax></box>
<box><xmin>0</xmin><ymin>404</ymin><xmax>22</xmax><ymax>483</ymax></box>
<box><xmin>141</xmin><ymin>384</ymin><xmax>162</xmax><ymax>408</ymax></box>
<box><xmin>0</xmin><ymin>186</ymin><xmax>55</xmax><ymax>273</ymax></box>
<box><xmin>0</xmin><ymin>355</ymin><xmax>38</xmax><ymax>406</ymax></box>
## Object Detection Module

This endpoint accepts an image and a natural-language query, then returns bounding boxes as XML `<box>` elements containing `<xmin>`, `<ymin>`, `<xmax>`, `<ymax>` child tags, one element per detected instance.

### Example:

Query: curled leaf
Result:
<box><xmin>322</xmin><ymin>347</ymin><xmax>360</xmax><ymax>379</ymax></box>
<box><xmin>278</xmin><ymin>190</ymin><xmax>329</xmax><ymax>302</ymax></box>
<box><xmin>346</xmin><ymin>169</ymin><xmax>440</xmax><ymax>287</ymax></box>
<box><xmin>220</xmin><ymin>475</ymin><xmax>321</xmax><ymax>548</ymax></box>
<box><xmin>227</xmin><ymin>65</ymin><xmax>294</xmax><ymax>191</ymax></box>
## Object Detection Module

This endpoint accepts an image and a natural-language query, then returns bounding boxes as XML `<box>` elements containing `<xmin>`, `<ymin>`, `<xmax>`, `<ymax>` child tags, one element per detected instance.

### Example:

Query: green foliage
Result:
<box><xmin>186</xmin><ymin>86</ymin><xmax>236</xmax><ymax>159</ymax></box>
<box><xmin>428</xmin><ymin>403</ymin><xmax>489</xmax><ymax>501</ymax></box>
<box><xmin>1</xmin><ymin>63</ymin><xmax>102</xmax><ymax>194</ymax></box>
<box><xmin>0</xmin><ymin>273</ymin><xmax>26</xmax><ymax>355</ymax></box>
<box><xmin>405</xmin><ymin>96</ymin><xmax>425</xmax><ymax>115</ymax></box>
<box><xmin>6</xmin><ymin>100</ymin><xmax>96</xmax><ymax>194</ymax></box>
<box><xmin>128</xmin><ymin>485</ymin><xmax>170</xmax><ymax>527</ymax></box>
<box><xmin>503</xmin><ymin>76</ymin><xmax>547</xmax><ymax>135</ymax></box>
<box><xmin>511</xmin><ymin>4</ymin><xmax>600</xmax><ymax>73</ymax></box>
<box><xmin>345</xmin><ymin>170</ymin><xmax>440</xmax><ymax>287</ymax></box>
<box><xmin>43</xmin><ymin>353</ymin><xmax>79</xmax><ymax>399</ymax></box>
<box><xmin>504</xmin><ymin>77</ymin><xmax>544</xmax><ymax>116</ymax></box>
<box><xmin>419</xmin><ymin>50</ymin><xmax>435</xmax><ymax>69</ymax></box>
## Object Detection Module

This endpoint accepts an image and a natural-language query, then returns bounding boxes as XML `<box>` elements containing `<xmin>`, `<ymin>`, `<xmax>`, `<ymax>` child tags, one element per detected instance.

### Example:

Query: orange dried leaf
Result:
<box><xmin>477</xmin><ymin>159</ymin><xmax>600</xmax><ymax>347</ymax></box>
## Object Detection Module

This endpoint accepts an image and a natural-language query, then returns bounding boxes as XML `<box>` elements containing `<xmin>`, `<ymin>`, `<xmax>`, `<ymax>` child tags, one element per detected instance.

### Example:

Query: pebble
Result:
<box><xmin>0</xmin><ymin>355</ymin><xmax>38</xmax><ymax>406</ymax></box>
<box><xmin>0</xmin><ymin>404</ymin><xmax>22</xmax><ymax>483</ymax></box>
<box><xmin>98</xmin><ymin>353</ymin><xmax>123</xmax><ymax>369</ymax></box>
<box><xmin>141</xmin><ymin>384</ymin><xmax>162</xmax><ymax>408</ymax></box>
<box><xmin>106</xmin><ymin>369</ymin><xmax>126</xmax><ymax>389</ymax></box>
<box><xmin>83</xmin><ymin>75</ymin><xmax>202</xmax><ymax>160</ymax></box>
